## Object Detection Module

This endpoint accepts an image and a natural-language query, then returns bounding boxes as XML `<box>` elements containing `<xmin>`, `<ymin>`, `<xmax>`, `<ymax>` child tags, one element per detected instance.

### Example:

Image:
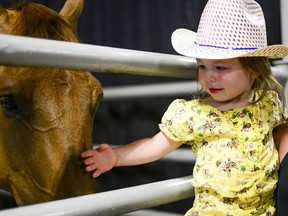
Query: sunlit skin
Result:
<box><xmin>197</xmin><ymin>58</ymin><xmax>258</xmax><ymax>111</ymax></box>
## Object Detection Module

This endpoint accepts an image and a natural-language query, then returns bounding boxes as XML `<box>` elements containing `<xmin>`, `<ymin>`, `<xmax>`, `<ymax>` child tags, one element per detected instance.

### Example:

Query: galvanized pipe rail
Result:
<box><xmin>0</xmin><ymin>34</ymin><xmax>287</xmax><ymax>102</ymax></box>
<box><xmin>103</xmin><ymin>81</ymin><xmax>199</xmax><ymax>100</ymax></box>
<box><xmin>0</xmin><ymin>176</ymin><xmax>194</xmax><ymax>216</ymax></box>
<box><xmin>0</xmin><ymin>26</ymin><xmax>288</xmax><ymax>215</ymax></box>
<box><xmin>0</xmin><ymin>34</ymin><xmax>197</xmax><ymax>79</ymax></box>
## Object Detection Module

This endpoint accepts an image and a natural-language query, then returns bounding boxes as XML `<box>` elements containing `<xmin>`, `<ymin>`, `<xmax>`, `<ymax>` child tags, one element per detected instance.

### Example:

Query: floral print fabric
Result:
<box><xmin>159</xmin><ymin>91</ymin><xmax>286</xmax><ymax>216</ymax></box>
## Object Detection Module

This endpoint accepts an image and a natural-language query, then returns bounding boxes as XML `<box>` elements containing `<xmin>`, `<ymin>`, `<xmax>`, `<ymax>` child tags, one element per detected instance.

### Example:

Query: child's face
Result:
<box><xmin>197</xmin><ymin>58</ymin><xmax>256</xmax><ymax>103</ymax></box>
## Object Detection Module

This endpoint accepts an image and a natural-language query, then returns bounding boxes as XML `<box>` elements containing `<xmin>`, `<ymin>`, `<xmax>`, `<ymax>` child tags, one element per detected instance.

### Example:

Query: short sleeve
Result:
<box><xmin>262</xmin><ymin>91</ymin><xmax>287</xmax><ymax>127</ymax></box>
<box><xmin>273</xmin><ymin>92</ymin><xmax>287</xmax><ymax>123</ymax></box>
<box><xmin>159</xmin><ymin>99</ymin><xmax>195</xmax><ymax>143</ymax></box>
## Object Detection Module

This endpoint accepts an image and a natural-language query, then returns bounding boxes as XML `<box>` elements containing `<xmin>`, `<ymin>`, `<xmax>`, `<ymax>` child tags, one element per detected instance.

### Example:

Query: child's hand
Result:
<box><xmin>81</xmin><ymin>144</ymin><xmax>117</xmax><ymax>178</ymax></box>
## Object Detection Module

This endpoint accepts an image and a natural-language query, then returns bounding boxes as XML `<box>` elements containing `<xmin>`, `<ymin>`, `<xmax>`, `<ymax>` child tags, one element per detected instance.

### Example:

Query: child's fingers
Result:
<box><xmin>83</xmin><ymin>157</ymin><xmax>94</xmax><ymax>165</ymax></box>
<box><xmin>99</xmin><ymin>143</ymin><xmax>110</xmax><ymax>151</ymax></box>
<box><xmin>81</xmin><ymin>150</ymin><xmax>94</xmax><ymax>158</ymax></box>
<box><xmin>86</xmin><ymin>164</ymin><xmax>96</xmax><ymax>172</ymax></box>
<box><xmin>92</xmin><ymin>169</ymin><xmax>102</xmax><ymax>178</ymax></box>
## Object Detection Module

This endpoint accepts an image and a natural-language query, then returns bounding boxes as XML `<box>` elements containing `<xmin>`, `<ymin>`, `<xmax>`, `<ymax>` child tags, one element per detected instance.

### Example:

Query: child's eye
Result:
<box><xmin>198</xmin><ymin>65</ymin><xmax>205</xmax><ymax>70</ymax></box>
<box><xmin>216</xmin><ymin>66</ymin><xmax>227</xmax><ymax>71</ymax></box>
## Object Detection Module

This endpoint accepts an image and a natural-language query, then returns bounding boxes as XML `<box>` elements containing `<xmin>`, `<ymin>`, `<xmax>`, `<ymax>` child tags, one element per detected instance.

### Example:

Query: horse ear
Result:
<box><xmin>0</xmin><ymin>5</ymin><xmax>7</xmax><ymax>14</ymax></box>
<box><xmin>59</xmin><ymin>0</ymin><xmax>83</xmax><ymax>30</ymax></box>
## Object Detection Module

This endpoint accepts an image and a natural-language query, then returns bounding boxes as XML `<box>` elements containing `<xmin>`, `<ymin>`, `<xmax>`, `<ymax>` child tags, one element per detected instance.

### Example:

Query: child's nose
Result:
<box><xmin>206</xmin><ymin>71</ymin><xmax>216</xmax><ymax>82</ymax></box>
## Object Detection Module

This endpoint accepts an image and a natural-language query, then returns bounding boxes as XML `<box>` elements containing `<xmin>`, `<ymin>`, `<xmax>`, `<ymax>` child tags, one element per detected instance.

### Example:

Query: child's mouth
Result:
<box><xmin>209</xmin><ymin>88</ymin><xmax>223</xmax><ymax>94</ymax></box>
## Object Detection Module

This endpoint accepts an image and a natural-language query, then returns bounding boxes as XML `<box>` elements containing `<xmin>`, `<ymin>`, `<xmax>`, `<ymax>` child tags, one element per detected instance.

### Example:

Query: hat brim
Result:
<box><xmin>172</xmin><ymin>28</ymin><xmax>288</xmax><ymax>59</ymax></box>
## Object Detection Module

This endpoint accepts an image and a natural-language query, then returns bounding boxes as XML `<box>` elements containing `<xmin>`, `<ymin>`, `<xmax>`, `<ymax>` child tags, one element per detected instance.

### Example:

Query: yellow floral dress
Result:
<box><xmin>159</xmin><ymin>91</ymin><xmax>286</xmax><ymax>216</ymax></box>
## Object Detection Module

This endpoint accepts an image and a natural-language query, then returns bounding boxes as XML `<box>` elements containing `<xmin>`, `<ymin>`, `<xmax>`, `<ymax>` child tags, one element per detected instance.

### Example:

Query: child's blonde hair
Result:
<box><xmin>239</xmin><ymin>57</ymin><xmax>285</xmax><ymax>106</ymax></box>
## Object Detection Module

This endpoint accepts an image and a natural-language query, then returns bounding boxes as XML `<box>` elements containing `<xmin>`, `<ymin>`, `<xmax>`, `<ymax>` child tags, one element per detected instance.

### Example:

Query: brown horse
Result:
<box><xmin>0</xmin><ymin>0</ymin><xmax>102</xmax><ymax>206</ymax></box>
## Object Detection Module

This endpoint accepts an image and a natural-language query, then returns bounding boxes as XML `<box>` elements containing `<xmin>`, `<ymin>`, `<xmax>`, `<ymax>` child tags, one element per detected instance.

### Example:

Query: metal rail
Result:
<box><xmin>0</xmin><ymin>34</ymin><xmax>197</xmax><ymax>79</ymax></box>
<box><xmin>0</xmin><ymin>12</ymin><xmax>288</xmax><ymax>214</ymax></box>
<box><xmin>103</xmin><ymin>81</ymin><xmax>199</xmax><ymax>100</ymax></box>
<box><xmin>0</xmin><ymin>176</ymin><xmax>194</xmax><ymax>216</ymax></box>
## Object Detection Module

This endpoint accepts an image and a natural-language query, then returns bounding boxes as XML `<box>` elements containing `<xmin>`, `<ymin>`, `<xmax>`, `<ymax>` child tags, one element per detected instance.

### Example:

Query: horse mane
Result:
<box><xmin>1</xmin><ymin>0</ymin><xmax>78</xmax><ymax>42</ymax></box>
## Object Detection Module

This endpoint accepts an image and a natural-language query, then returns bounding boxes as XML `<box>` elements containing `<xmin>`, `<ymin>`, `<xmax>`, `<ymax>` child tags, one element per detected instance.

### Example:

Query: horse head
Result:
<box><xmin>0</xmin><ymin>0</ymin><xmax>102</xmax><ymax>206</ymax></box>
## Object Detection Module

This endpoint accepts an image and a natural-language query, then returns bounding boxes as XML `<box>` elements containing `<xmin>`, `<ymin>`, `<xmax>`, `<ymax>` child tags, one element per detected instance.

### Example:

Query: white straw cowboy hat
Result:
<box><xmin>171</xmin><ymin>0</ymin><xmax>288</xmax><ymax>59</ymax></box>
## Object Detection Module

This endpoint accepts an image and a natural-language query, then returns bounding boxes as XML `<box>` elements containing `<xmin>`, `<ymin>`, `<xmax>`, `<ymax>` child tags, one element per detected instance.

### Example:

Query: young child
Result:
<box><xmin>82</xmin><ymin>0</ymin><xmax>288</xmax><ymax>215</ymax></box>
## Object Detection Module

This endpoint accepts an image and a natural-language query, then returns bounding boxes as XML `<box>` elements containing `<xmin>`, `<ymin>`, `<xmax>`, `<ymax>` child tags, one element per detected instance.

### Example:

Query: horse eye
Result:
<box><xmin>0</xmin><ymin>96</ymin><xmax>18</xmax><ymax>110</ymax></box>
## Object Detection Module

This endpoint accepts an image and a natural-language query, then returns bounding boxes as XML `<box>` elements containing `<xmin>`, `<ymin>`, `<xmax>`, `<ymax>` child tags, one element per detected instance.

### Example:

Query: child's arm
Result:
<box><xmin>81</xmin><ymin>131</ymin><xmax>182</xmax><ymax>178</ymax></box>
<box><xmin>274</xmin><ymin>121</ymin><xmax>288</xmax><ymax>163</ymax></box>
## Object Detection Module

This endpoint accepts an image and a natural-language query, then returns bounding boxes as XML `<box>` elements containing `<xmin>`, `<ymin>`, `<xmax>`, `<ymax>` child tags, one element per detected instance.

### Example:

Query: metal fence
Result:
<box><xmin>0</xmin><ymin>33</ymin><xmax>288</xmax><ymax>215</ymax></box>
<box><xmin>0</xmin><ymin>33</ymin><xmax>198</xmax><ymax>216</ymax></box>
<box><xmin>0</xmin><ymin>176</ymin><xmax>194</xmax><ymax>216</ymax></box>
